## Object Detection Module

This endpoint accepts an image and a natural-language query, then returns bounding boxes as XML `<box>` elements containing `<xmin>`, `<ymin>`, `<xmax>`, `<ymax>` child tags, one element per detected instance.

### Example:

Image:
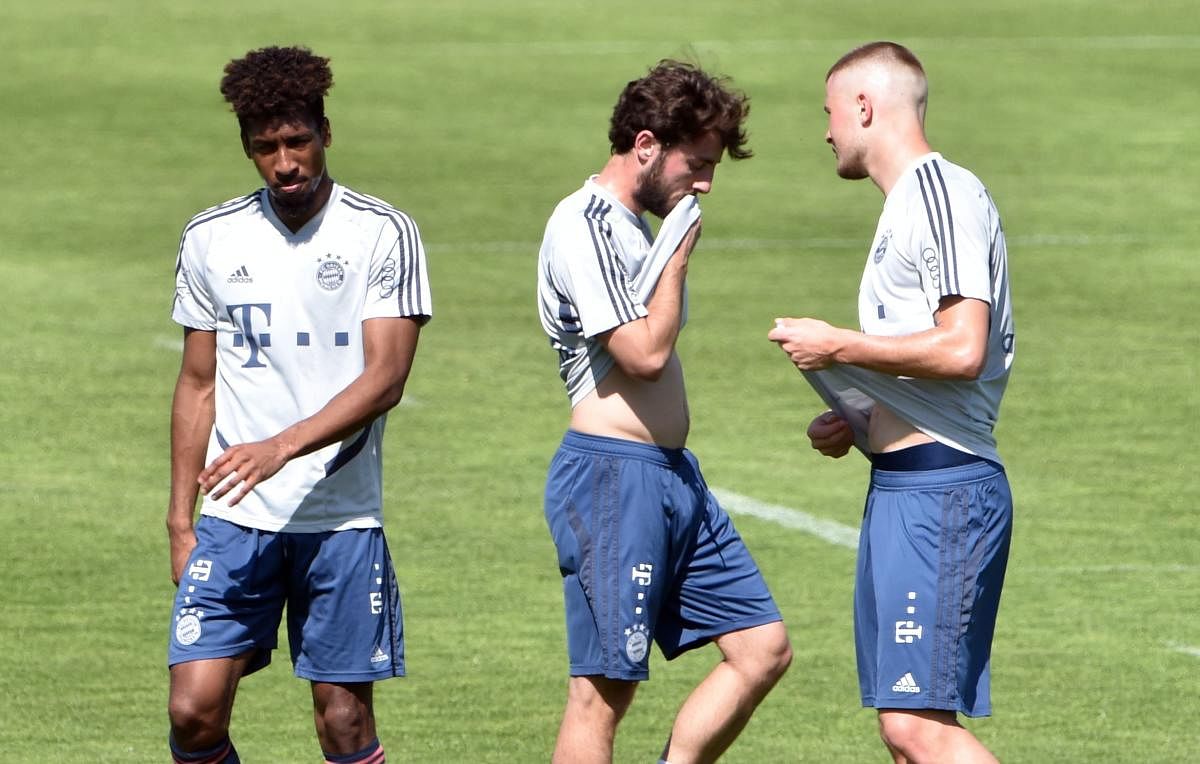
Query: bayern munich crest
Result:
<box><xmin>316</xmin><ymin>254</ymin><xmax>348</xmax><ymax>291</ymax></box>
<box><xmin>873</xmin><ymin>230</ymin><xmax>892</xmax><ymax>263</ymax></box>
<box><xmin>175</xmin><ymin>613</ymin><xmax>202</xmax><ymax>646</ymax></box>
<box><xmin>624</xmin><ymin>623</ymin><xmax>649</xmax><ymax>662</ymax></box>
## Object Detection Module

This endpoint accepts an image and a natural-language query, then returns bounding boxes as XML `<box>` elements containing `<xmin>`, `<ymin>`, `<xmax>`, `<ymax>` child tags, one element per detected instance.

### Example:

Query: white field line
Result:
<box><xmin>710</xmin><ymin>487</ymin><xmax>859</xmax><ymax>550</ymax></box>
<box><xmin>1167</xmin><ymin>643</ymin><xmax>1200</xmax><ymax>659</ymax></box>
<box><xmin>392</xmin><ymin>35</ymin><xmax>1200</xmax><ymax>57</ymax></box>
<box><xmin>427</xmin><ymin>232</ymin><xmax>1152</xmax><ymax>256</ymax></box>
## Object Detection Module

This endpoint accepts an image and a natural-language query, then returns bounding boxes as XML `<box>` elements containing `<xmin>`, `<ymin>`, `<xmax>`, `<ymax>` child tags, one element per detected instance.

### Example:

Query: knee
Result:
<box><xmin>736</xmin><ymin>623</ymin><xmax>793</xmax><ymax>688</ymax></box>
<box><xmin>566</xmin><ymin>676</ymin><xmax>637</xmax><ymax>725</ymax></box>
<box><xmin>877</xmin><ymin>711</ymin><xmax>947</xmax><ymax>758</ymax></box>
<box><xmin>318</xmin><ymin>698</ymin><xmax>372</xmax><ymax>743</ymax></box>
<box><xmin>168</xmin><ymin>693</ymin><xmax>227</xmax><ymax>747</ymax></box>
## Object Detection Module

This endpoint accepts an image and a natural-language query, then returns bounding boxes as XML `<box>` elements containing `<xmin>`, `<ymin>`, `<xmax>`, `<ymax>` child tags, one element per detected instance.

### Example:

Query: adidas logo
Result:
<box><xmin>892</xmin><ymin>672</ymin><xmax>921</xmax><ymax>693</ymax></box>
<box><xmin>370</xmin><ymin>646</ymin><xmax>389</xmax><ymax>664</ymax></box>
<box><xmin>227</xmin><ymin>265</ymin><xmax>252</xmax><ymax>284</ymax></box>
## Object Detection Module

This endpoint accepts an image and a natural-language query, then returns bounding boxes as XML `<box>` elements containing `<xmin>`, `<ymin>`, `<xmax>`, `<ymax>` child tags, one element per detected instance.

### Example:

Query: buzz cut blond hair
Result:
<box><xmin>826</xmin><ymin>41</ymin><xmax>925</xmax><ymax>82</ymax></box>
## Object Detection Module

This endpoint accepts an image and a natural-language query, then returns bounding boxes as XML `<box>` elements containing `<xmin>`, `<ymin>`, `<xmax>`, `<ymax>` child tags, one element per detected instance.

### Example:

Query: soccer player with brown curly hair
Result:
<box><xmin>165</xmin><ymin>46</ymin><xmax>431</xmax><ymax>764</ymax></box>
<box><xmin>536</xmin><ymin>60</ymin><xmax>792</xmax><ymax>763</ymax></box>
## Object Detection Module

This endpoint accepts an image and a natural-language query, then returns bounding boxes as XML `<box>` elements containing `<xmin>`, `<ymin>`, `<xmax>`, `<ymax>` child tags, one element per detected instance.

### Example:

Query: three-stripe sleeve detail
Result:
<box><xmin>340</xmin><ymin>191</ymin><xmax>428</xmax><ymax>318</ymax></box>
<box><xmin>917</xmin><ymin>161</ymin><xmax>960</xmax><ymax>297</ymax></box>
<box><xmin>583</xmin><ymin>196</ymin><xmax>640</xmax><ymax>324</ymax></box>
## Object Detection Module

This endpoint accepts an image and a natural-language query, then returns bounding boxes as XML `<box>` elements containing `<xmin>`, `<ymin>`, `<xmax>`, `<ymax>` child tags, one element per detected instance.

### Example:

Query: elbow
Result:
<box><xmin>946</xmin><ymin>347</ymin><xmax>985</xmax><ymax>380</ymax></box>
<box><xmin>616</xmin><ymin>350</ymin><xmax>672</xmax><ymax>382</ymax></box>
<box><xmin>376</xmin><ymin>377</ymin><xmax>409</xmax><ymax>412</ymax></box>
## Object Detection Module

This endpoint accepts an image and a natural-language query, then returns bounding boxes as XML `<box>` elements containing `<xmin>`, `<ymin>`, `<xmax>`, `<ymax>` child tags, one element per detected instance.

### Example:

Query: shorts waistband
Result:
<box><xmin>560</xmin><ymin>430</ymin><xmax>687</xmax><ymax>467</ymax></box>
<box><xmin>870</xmin><ymin>441</ymin><xmax>983</xmax><ymax>471</ymax></box>
<box><xmin>870</xmin><ymin>458</ymin><xmax>1004</xmax><ymax>490</ymax></box>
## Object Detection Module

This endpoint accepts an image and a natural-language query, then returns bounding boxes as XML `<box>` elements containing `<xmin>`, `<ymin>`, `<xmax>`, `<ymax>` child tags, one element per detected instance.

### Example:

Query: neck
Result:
<box><xmin>593</xmin><ymin>153</ymin><xmax>644</xmax><ymax>216</ymax></box>
<box><xmin>870</xmin><ymin>127</ymin><xmax>932</xmax><ymax>196</ymax></box>
<box><xmin>271</xmin><ymin>173</ymin><xmax>334</xmax><ymax>232</ymax></box>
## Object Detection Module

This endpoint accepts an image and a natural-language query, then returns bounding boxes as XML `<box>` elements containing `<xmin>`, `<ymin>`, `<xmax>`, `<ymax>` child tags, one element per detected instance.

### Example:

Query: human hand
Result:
<box><xmin>169</xmin><ymin>526</ymin><xmax>197</xmax><ymax>585</ymax></box>
<box><xmin>198</xmin><ymin>438</ymin><xmax>291</xmax><ymax>507</ymax></box>
<box><xmin>807</xmin><ymin>410</ymin><xmax>854</xmax><ymax>458</ymax></box>
<box><xmin>673</xmin><ymin>219</ymin><xmax>702</xmax><ymax>265</ymax></box>
<box><xmin>768</xmin><ymin>317</ymin><xmax>841</xmax><ymax>370</ymax></box>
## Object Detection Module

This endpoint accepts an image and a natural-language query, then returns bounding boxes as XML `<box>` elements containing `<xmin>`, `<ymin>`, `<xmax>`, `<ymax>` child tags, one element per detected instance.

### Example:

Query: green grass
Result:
<box><xmin>1</xmin><ymin>1</ymin><xmax>1198</xmax><ymax>761</ymax></box>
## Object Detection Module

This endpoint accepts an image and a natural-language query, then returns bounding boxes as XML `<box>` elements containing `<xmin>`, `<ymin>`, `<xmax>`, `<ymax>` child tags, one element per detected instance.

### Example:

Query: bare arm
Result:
<box><xmin>167</xmin><ymin>327</ymin><xmax>217</xmax><ymax>584</ymax></box>
<box><xmin>769</xmin><ymin>296</ymin><xmax>989</xmax><ymax>380</ymax></box>
<box><xmin>599</xmin><ymin>220</ymin><xmax>700</xmax><ymax>381</ymax></box>
<box><xmin>199</xmin><ymin>316</ymin><xmax>423</xmax><ymax>506</ymax></box>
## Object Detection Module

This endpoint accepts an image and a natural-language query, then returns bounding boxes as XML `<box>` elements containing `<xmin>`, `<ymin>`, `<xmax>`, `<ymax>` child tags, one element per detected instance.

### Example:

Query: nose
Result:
<box><xmin>825</xmin><ymin>129</ymin><xmax>833</xmax><ymax>145</ymax></box>
<box><xmin>692</xmin><ymin>167</ymin><xmax>715</xmax><ymax>195</ymax></box>
<box><xmin>274</xmin><ymin>147</ymin><xmax>298</xmax><ymax>177</ymax></box>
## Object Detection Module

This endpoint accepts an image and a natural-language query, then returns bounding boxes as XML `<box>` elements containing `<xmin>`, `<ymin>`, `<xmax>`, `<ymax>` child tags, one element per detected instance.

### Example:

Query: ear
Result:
<box><xmin>857</xmin><ymin>93</ymin><xmax>873</xmax><ymax>127</ymax></box>
<box><xmin>632</xmin><ymin>130</ymin><xmax>659</xmax><ymax>165</ymax></box>
<box><xmin>321</xmin><ymin>118</ymin><xmax>332</xmax><ymax>148</ymax></box>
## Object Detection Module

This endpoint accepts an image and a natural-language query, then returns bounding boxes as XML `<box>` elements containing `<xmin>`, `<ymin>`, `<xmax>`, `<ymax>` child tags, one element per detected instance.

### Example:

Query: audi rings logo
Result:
<box><xmin>378</xmin><ymin>256</ymin><xmax>398</xmax><ymax>298</ymax></box>
<box><xmin>921</xmin><ymin>248</ymin><xmax>941</xmax><ymax>288</ymax></box>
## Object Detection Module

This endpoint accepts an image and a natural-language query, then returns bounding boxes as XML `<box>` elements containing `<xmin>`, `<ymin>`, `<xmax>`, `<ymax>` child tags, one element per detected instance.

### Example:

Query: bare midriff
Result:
<box><xmin>868</xmin><ymin>403</ymin><xmax>934</xmax><ymax>454</ymax></box>
<box><xmin>569</xmin><ymin>352</ymin><xmax>690</xmax><ymax>449</ymax></box>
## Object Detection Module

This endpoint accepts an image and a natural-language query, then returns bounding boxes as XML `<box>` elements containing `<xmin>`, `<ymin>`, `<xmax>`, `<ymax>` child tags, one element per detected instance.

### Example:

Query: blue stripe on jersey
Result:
<box><xmin>175</xmin><ymin>193</ymin><xmax>261</xmax><ymax>277</ymax></box>
<box><xmin>340</xmin><ymin>190</ymin><xmax>427</xmax><ymax>317</ymax></box>
<box><xmin>583</xmin><ymin>195</ymin><xmax>639</xmax><ymax>324</ymax></box>
<box><xmin>215</xmin><ymin>428</ymin><xmax>230</xmax><ymax>449</ymax></box>
<box><xmin>339</xmin><ymin>192</ymin><xmax>427</xmax><ymax>318</ymax></box>
<box><xmin>931</xmin><ymin>161</ymin><xmax>960</xmax><ymax>295</ymax></box>
<box><xmin>916</xmin><ymin>165</ymin><xmax>950</xmax><ymax>298</ymax></box>
<box><xmin>325</xmin><ymin>422</ymin><xmax>374</xmax><ymax>476</ymax></box>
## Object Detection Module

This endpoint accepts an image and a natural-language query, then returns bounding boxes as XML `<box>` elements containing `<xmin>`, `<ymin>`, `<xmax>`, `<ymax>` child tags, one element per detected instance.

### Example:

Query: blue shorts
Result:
<box><xmin>545</xmin><ymin>431</ymin><xmax>781</xmax><ymax>681</ymax></box>
<box><xmin>167</xmin><ymin>516</ymin><xmax>404</xmax><ymax>683</ymax></box>
<box><xmin>854</xmin><ymin>458</ymin><xmax>1012</xmax><ymax>717</ymax></box>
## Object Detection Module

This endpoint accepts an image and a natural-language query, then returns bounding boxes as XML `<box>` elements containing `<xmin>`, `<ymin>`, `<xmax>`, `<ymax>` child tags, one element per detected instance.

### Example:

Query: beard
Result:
<box><xmin>632</xmin><ymin>153</ymin><xmax>673</xmax><ymax>218</ymax></box>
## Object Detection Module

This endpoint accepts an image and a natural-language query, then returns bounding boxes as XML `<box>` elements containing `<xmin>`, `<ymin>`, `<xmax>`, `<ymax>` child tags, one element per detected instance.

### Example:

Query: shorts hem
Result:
<box><xmin>568</xmin><ymin>665</ymin><xmax>647</xmax><ymax>682</ymax></box>
<box><xmin>296</xmin><ymin>666</ymin><xmax>406</xmax><ymax>683</ymax></box>
<box><xmin>663</xmin><ymin>613</ymin><xmax>784</xmax><ymax>661</ymax></box>
<box><xmin>167</xmin><ymin>643</ymin><xmax>268</xmax><ymax>670</ymax></box>
<box><xmin>863</xmin><ymin>697</ymin><xmax>992</xmax><ymax>718</ymax></box>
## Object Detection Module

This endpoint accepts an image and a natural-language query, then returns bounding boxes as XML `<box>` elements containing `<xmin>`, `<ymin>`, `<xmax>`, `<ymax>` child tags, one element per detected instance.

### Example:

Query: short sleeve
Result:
<box><xmin>363</xmin><ymin>213</ymin><xmax>433</xmax><ymax>324</ymax></box>
<box><xmin>550</xmin><ymin>216</ymin><xmax>647</xmax><ymax>338</ymax></box>
<box><xmin>171</xmin><ymin>228</ymin><xmax>216</xmax><ymax>330</ymax></box>
<box><xmin>908</xmin><ymin>170</ymin><xmax>996</xmax><ymax>313</ymax></box>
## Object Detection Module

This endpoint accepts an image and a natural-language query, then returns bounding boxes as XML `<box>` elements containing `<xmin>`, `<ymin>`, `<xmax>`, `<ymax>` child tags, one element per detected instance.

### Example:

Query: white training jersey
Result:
<box><xmin>172</xmin><ymin>183</ymin><xmax>432</xmax><ymax>532</ymax></box>
<box><xmin>537</xmin><ymin>178</ymin><xmax>654</xmax><ymax>405</ymax></box>
<box><xmin>854</xmin><ymin>152</ymin><xmax>1014</xmax><ymax>462</ymax></box>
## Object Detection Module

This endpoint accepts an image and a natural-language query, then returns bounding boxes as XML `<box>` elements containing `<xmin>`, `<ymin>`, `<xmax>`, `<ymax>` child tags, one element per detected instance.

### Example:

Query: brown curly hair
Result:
<box><xmin>219</xmin><ymin>46</ymin><xmax>333</xmax><ymax>136</ymax></box>
<box><xmin>608</xmin><ymin>60</ymin><xmax>752</xmax><ymax>160</ymax></box>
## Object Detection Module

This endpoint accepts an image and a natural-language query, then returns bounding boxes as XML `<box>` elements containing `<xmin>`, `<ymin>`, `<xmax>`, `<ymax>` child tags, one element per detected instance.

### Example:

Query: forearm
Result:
<box><xmin>605</xmin><ymin>258</ymin><xmax>686</xmax><ymax>379</ymax></box>
<box><xmin>272</xmin><ymin>366</ymin><xmax>409</xmax><ymax>461</ymax></box>
<box><xmin>168</xmin><ymin>377</ymin><xmax>214</xmax><ymax>532</ymax></box>
<box><xmin>833</xmin><ymin>326</ymin><xmax>982</xmax><ymax>380</ymax></box>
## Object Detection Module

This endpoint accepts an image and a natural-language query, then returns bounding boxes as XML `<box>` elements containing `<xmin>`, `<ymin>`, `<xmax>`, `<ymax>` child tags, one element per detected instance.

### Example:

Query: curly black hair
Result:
<box><xmin>219</xmin><ymin>46</ymin><xmax>333</xmax><ymax>135</ymax></box>
<box><xmin>608</xmin><ymin>60</ymin><xmax>752</xmax><ymax>160</ymax></box>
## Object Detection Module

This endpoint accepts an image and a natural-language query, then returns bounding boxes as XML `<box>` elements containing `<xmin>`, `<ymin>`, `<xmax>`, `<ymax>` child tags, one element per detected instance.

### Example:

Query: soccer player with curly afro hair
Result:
<box><xmin>166</xmin><ymin>45</ymin><xmax>432</xmax><ymax>764</ymax></box>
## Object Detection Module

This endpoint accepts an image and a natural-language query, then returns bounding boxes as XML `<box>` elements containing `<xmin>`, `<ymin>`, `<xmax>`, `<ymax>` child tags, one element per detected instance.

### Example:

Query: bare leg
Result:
<box><xmin>168</xmin><ymin>652</ymin><xmax>253</xmax><ymax>751</ymax></box>
<box><xmin>662</xmin><ymin>621</ymin><xmax>792</xmax><ymax>764</ymax></box>
<box><xmin>311</xmin><ymin>682</ymin><xmax>378</xmax><ymax>756</ymax></box>
<box><xmin>877</xmin><ymin>709</ymin><xmax>999</xmax><ymax>764</ymax></box>
<box><xmin>552</xmin><ymin>676</ymin><xmax>638</xmax><ymax>764</ymax></box>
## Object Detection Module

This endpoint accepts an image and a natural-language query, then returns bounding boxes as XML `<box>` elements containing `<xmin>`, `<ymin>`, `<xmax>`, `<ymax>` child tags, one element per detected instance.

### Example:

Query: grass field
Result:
<box><xmin>1</xmin><ymin>1</ymin><xmax>1198</xmax><ymax>761</ymax></box>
